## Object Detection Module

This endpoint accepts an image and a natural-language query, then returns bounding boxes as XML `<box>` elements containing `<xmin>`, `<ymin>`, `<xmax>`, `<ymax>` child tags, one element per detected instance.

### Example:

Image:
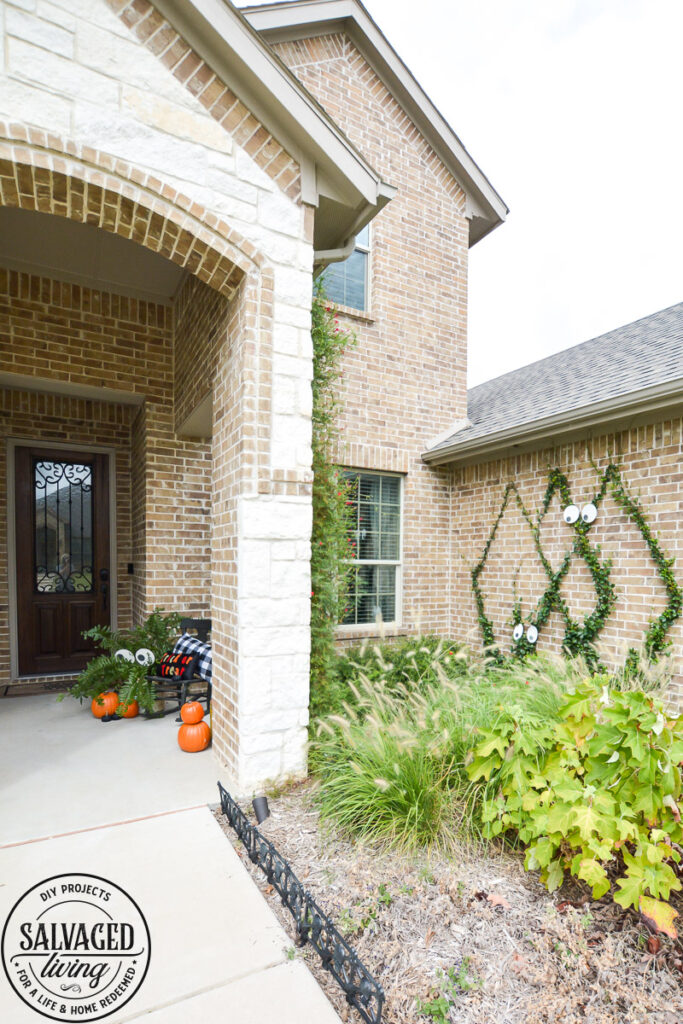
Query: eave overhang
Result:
<box><xmin>242</xmin><ymin>0</ymin><xmax>508</xmax><ymax>245</ymax></box>
<box><xmin>154</xmin><ymin>0</ymin><xmax>394</xmax><ymax>250</ymax></box>
<box><xmin>422</xmin><ymin>377</ymin><xmax>683</xmax><ymax>468</ymax></box>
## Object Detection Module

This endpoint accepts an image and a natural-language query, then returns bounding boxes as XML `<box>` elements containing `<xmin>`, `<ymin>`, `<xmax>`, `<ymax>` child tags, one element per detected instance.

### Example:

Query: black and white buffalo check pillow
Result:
<box><xmin>172</xmin><ymin>633</ymin><xmax>212</xmax><ymax>683</ymax></box>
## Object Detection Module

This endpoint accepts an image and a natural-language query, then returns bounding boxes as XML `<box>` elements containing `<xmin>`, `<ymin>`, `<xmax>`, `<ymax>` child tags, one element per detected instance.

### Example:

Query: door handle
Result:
<box><xmin>99</xmin><ymin>568</ymin><xmax>109</xmax><ymax>611</ymax></box>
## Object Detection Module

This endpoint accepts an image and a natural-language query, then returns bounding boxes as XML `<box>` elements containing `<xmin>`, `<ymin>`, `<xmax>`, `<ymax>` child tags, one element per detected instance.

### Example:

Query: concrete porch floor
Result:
<box><xmin>0</xmin><ymin>693</ymin><xmax>234</xmax><ymax>846</ymax></box>
<box><xmin>0</xmin><ymin>694</ymin><xmax>341</xmax><ymax>1023</ymax></box>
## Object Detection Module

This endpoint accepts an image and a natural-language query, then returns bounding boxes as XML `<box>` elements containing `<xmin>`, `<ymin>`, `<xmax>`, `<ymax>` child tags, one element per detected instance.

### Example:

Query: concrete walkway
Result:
<box><xmin>0</xmin><ymin>694</ymin><xmax>341</xmax><ymax>1022</ymax></box>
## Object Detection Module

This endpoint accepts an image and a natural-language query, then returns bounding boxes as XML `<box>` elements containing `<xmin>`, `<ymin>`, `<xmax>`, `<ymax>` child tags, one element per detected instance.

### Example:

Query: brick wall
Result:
<box><xmin>450</xmin><ymin>423</ymin><xmax>683</xmax><ymax>703</ymax></box>
<box><xmin>273</xmin><ymin>33</ymin><xmax>468</xmax><ymax>640</ymax></box>
<box><xmin>0</xmin><ymin>266</ymin><xmax>214</xmax><ymax>683</ymax></box>
<box><xmin>0</xmin><ymin>386</ymin><xmax>134</xmax><ymax>688</ymax></box>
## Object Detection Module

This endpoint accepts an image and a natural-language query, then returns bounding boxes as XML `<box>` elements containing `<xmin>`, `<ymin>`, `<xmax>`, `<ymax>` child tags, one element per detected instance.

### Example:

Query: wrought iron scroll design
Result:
<box><xmin>34</xmin><ymin>460</ymin><xmax>93</xmax><ymax>593</ymax></box>
<box><xmin>217</xmin><ymin>783</ymin><xmax>384</xmax><ymax>1024</ymax></box>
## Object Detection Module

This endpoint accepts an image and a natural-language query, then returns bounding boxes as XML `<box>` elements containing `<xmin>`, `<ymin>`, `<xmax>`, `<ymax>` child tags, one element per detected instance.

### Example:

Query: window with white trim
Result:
<box><xmin>342</xmin><ymin>471</ymin><xmax>402</xmax><ymax>626</ymax></box>
<box><xmin>323</xmin><ymin>224</ymin><xmax>370</xmax><ymax>311</ymax></box>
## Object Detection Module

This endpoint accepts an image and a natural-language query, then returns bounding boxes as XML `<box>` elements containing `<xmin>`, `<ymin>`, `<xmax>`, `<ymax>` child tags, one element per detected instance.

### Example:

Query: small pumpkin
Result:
<box><xmin>91</xmin><ymin>691</ymin><xmax>119</xmax><ymax>719</ymax></box>
<box><xmin>119</xmin><ymin>700</ymin><xmax>139</xmax><ymax>719</ymax></box>
<box><xmin>180</xmin><ymin>701</ymin><xmax>204</xmax><ymax>725</ymax></box>
<box><xmin>178</xmin><ymin>720</ymin><xmax>211</xmax><ymax>753</ymax></box>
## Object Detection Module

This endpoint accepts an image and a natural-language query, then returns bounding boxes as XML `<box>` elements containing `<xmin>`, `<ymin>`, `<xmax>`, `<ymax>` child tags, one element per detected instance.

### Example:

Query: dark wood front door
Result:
<box><xmin>15</xmin><ymin>448</ymin><xmax>111</xmax><ymax>676</ymax></box>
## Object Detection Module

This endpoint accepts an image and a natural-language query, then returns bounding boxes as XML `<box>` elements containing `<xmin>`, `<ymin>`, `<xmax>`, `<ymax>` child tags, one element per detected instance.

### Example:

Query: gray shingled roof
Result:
<box><xmin>427</xmin><ymin>301</ymin><xmax>683</xmax><ymax>455</ymax></box>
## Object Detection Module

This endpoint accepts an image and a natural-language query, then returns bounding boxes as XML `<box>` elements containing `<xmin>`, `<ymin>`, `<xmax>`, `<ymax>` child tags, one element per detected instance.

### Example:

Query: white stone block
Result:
<box><xmin>258</xmin><ymin>189</ymin><xmax>301</xmax><ymax>237</ymax></box>
<box><xmin>37</xmin><ymin>0</ymin><xmax>76</xmax><ymax>31</ymax></box>
<box><xmin>269</xmin><ymin>558</ymin><xmax>310</xmax><ymax>595</ymax></box>
<box><xmin>273</xmin><ymin>301</ymin><xmax>312</xmax><ymax>330</ymax></box>
<box><xmin>77</xmin><ymin>21</ymin><xmax>201</xmax><ymax>108</ymax></box>
<box><xmin>234</xmin><ymin>146</ymin><xmax>274</xmax><ymax>191</ymax></box>
<box><xmin>270</xmin><ymin>541</ymin><xmax>298</xmax><ymax>561</ymax></box>
<box><xmin>241</xmin><ymin>597</ymin><xmax>310</xmax><ymax>629</ymax></box>
<box><xmin>273</xmin><ymin>265</ymin><xmax>313</xmax><ymax>306</ymax></box>
<box><xmin>273</xmin><ymin>352</ymin><xmax>313</xmax><ymax>382</ymax></box>
<box><xmin>273</xmin><ymin>377</ymin><xmax>298</xmax><ymax>415</ymax></box>
<box><xmin>272</xmin><ymin>324</ymin><xmax>301</xmax><ymax>358</ymax></box>
<box><xmin>298</xmin><ymin>379</ymin><xmax>313</xmax><ymax>417</ymax></box>
<box><xmin>238</xmin><ymin>223</ymin><xmax>300</xmax><ymax>265</ymax></box>
<box><xmin>50</xmin><ymin>0</ymin><xmax>129</xmax><ymax>36</ymax></box>
<box><xmin>123</xmin><ymin>86</ymin><xmax>232</xmax><ymax>154</ymax></box>
<box><xmin>270</xmin><ymin>677</ymin><xmax>310</xmax><ymax>714</ymax></box>
<box><xmin>5</xmin><ymin>0</ymin><xmax>36</xmax><ymax>12</ymax></box>
<box><xmin>8</xmin><ymin>36</ymin><xmax>119</xmax><ymax>104</ymax></box>
<box><xmin>72</xmin><ymin>102</ymin><xmax>213</xmax><ymax>181</ymax></box>
<box><xmin>0</xmin><ymin>77</ymin><xmax>72</xmax><ymax>134</ymax></box>
<box><xmin>239</xmin><ymin>749</ymin><xmax>282</xmax><ymax>788</ymax></box>
<box><xmin>273</xmin><ymin>414</ymin><xmax>311</xmax><ymax>451</ymax></box>
<box><xmin>243</xmin><ymin>708</ymin><xmax>302</xmax><ymax>735</ymax></box>
<box><xmin>238</xmin><ymin>539</ymin><xmax>271</xmax><ymax>598</ymax></box>
<box><xmin>281</xmin><ymin>728</ymin><xmax>309</xmax><ymax>774</ymax></box>
<box><xmin>6</xmin><ymin>6</ymin><xmax>73</xmax><ymax>57</ymax></box>
<box><xmin>240</xmin><ymin>498</ymin><xmax>311</xmax><ymax>541</ymax></box>
<box><xmin>239</xmin><ymin>727</ymin><xmax>286</xmax><ymax>757</ymax></box>
<box><xmin>240</xmin><ymin>625</ymin><xmax>310</xmax><ymax>658</ymax></box>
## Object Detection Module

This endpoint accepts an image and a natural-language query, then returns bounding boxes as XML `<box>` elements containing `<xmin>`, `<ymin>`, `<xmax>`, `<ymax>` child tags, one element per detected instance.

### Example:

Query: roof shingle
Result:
<box><xmin>428</xmin><ymin>301</ymin><xmax>683</xmax><ymax>454</ymax></box>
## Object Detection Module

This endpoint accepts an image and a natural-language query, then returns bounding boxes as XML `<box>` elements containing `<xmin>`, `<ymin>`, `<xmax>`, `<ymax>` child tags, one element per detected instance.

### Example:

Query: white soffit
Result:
<box><xmin>242</xmin><ymin>0</ymin><xmax>509</xmax><ymax>245</ymax></box>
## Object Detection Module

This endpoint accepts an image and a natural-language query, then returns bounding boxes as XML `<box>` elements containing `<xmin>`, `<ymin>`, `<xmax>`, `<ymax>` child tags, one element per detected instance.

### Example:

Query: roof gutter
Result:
<box><xmin>422</xmin><ymin>376</ymin><xmax>683</xmax><ymax>467</ymax></box>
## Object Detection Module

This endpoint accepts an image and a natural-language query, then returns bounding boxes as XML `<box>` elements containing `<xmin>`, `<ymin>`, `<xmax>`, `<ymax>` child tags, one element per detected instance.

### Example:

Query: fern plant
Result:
<box><xmin>58</xmin><ymin>608</ymin><xmax>182</xmax><ymax>714</ymax></box>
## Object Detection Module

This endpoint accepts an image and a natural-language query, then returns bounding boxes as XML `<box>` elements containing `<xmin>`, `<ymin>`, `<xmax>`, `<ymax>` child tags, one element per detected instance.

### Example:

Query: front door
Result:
<box><xmin>14</xmin><ymin>448</ymin><xmax>111</xmax><ymax>676</ymax></box>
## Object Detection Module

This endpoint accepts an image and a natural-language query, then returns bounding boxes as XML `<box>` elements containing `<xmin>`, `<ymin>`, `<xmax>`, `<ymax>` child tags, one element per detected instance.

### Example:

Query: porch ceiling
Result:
<box><xmin>0</xmin><ymin>207</ymin><xmax>187</xmax><ymax>304</ymax></box>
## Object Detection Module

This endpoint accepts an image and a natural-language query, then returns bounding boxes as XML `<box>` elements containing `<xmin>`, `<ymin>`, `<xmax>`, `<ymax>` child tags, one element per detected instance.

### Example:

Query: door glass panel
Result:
<box><xmin>34</xmin><ymin>460</ymin><xmax>94</xmax><ymax>593</ymax></box>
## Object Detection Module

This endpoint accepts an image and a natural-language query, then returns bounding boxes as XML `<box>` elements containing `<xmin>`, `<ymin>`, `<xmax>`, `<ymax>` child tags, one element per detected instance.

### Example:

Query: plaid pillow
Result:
<box><xmin>173</xmin><ymin>633</ymin><xmax>212</xmax><ymax>683</ymax></box>
<box><xmin>157</xmin><ymin>651</ymin><xmax>198</xmax><ymax>680</ymax></box>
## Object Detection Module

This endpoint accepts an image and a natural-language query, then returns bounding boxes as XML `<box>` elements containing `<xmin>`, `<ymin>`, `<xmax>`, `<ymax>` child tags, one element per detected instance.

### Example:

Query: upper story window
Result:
<box><xmin>341</xmin><ymin>470</ymin><xmax>402</xmax><ymax>627</ymax></box>
<box><xmin>323</xmin><ymin>224</ymin><xmax>370</xmax><ymax>312</ymax></box>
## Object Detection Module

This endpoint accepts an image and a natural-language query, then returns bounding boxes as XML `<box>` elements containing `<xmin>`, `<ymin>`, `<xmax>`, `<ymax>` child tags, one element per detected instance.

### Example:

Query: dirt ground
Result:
<box><xmin>215</xmin><ymin>782</ymin><xmax>683</xmax><ymax>1024</ymax></box>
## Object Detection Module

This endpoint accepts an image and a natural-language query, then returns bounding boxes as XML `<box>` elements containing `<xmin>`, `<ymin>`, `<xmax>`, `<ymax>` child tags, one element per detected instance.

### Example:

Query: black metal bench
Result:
<box><xmin>145</xmin><ymin>617</ymin><xmax>212</xmax><ymax>718</ymax></box>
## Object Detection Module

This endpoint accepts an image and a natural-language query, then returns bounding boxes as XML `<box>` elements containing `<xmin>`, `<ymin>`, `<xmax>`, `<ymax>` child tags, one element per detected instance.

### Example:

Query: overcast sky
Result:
<box><xmin>356</xmin><ymin>0</ymin><xmax>683</xmax><ymax>386</ymax></box>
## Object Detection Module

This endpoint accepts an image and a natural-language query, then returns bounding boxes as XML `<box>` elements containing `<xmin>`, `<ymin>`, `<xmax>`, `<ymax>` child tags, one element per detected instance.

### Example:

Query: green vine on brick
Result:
<box><xmin>472</xmin><ymin>462</ymin><xmax>682</xmax><ymax>669</ymax></box>
<box><xmin>310</xmin><ymin>283</ymin><xmax>357</xmax><ymax>696</ymax></box>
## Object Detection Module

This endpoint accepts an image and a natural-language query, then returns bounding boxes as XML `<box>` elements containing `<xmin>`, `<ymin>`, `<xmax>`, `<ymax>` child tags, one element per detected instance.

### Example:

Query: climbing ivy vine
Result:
<box><xmin>471</xmin><ymin>463</ymin><xmax>682</xmax><ymax>670</ymax></box>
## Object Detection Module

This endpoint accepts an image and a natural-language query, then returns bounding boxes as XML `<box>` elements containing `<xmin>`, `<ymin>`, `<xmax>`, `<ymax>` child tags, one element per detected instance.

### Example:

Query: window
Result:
<box><xmin>342</xmin><ymin>471</ymin><xmax>402</xmax><ymax>626</ymax></box>
<box><xmin>323</xmin><ymin>224</ymin><xmax>370</xmax><ymax>311</ymax></box>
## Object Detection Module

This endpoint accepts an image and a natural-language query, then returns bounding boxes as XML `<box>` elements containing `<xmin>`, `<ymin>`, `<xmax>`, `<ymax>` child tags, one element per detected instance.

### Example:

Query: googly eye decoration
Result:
<box><xmin>581</xmin><ymin>502</ymin><xmax>597</xmax><ymax>524</ymax></box>
<box><xmin>114</xmin><ymin>648</ymin><xmax>135</xmax><ymax>663</ymax></box>
<box><xmin>526</xmin><ymin>625</ymin><xmax>539</xmax><ymax>644</ymax></box>
<box><xmin>563</xmin><ymin>504</ymin><xmax>580</xmax><ymax>525</ymax></box>
<box><xmin>513</xmin><ymin>623</ymin><xmax>524</xmax><ymax>642</ymax></box>
<box><xmin>135</xmin><ymin>648</ymin><xmax>155</xmax><ymax>667</ymax></box>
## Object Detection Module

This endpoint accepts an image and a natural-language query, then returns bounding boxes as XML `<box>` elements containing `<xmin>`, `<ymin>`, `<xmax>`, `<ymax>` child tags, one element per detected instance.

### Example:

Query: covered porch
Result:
<box><xmin>0</xmin><ymin>141</ymin><xmax>314</xmax><ymax>790</ymax></box>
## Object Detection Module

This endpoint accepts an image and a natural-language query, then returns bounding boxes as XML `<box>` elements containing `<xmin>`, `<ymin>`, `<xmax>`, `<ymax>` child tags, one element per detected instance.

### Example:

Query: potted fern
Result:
<box><xmin>58</xmin><ymin>608</ymin><xmax>182</xmax><ymax>716</ymax></box>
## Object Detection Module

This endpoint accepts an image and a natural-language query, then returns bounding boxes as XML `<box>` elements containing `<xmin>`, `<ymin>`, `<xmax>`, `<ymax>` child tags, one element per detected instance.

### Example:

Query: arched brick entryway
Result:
<box><xmin>0</xmin><ymin>129</ymin><xmax>287</xmax><ymax>780</ymax></box>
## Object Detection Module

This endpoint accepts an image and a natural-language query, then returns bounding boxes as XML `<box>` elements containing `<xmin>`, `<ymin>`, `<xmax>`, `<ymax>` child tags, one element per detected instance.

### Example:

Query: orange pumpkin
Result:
<box><xmin>119</xmin><ymin>700</ymin><xmax>139</xmax><ymax>719</ymax></box>
<box><xmin>91</xmin><ymin>691</ymin><xmax>119</xmax><ymax>719</ymax></box>
<box><xmin>178</xmin><ymin>720</ymin><xmax>211</xmax><ymax>753</ymax></box>
<box><xmin>180</xmin><ymin>701</ymin><xmax>204</xmax><ymax>724</ymax></box>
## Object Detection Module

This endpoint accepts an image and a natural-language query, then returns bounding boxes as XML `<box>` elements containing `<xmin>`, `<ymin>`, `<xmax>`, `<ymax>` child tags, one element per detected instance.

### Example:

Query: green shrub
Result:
<box><xmin>310</xmin><ymin>635</ymin><xmax>472</xmax><ymax>721</ymax></box>
<box><xmin>311</xmin><ymin>649</ymin><xmax>573</xmax><ymax>849</ymax></box>
<box><xmin>468</xmin><ymin>679</ymin><xmax>683</xmax><ymax>928</ymax></box>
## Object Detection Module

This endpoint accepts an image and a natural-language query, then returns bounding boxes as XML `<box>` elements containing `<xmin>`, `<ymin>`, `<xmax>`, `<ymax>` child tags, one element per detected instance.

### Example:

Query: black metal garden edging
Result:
<box><xmin>217</xmin><ymin>782</ymin><xmax>384</xmax><ymax>1024</ymax></box>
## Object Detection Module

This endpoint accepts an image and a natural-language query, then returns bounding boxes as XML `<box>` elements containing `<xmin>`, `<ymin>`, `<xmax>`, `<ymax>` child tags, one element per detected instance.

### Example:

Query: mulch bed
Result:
<box><xmin>215</xmin><ymin>781</ymin><xmax>683</xmax><ymax>1024</ymax></box>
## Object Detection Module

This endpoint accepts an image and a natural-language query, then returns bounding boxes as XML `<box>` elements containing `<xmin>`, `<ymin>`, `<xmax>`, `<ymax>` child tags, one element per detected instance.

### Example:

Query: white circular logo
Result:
<box><xmin>2</xmin><ymin>873</ymin><xmax>151</xmax><ymax>1021</ymax></box>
